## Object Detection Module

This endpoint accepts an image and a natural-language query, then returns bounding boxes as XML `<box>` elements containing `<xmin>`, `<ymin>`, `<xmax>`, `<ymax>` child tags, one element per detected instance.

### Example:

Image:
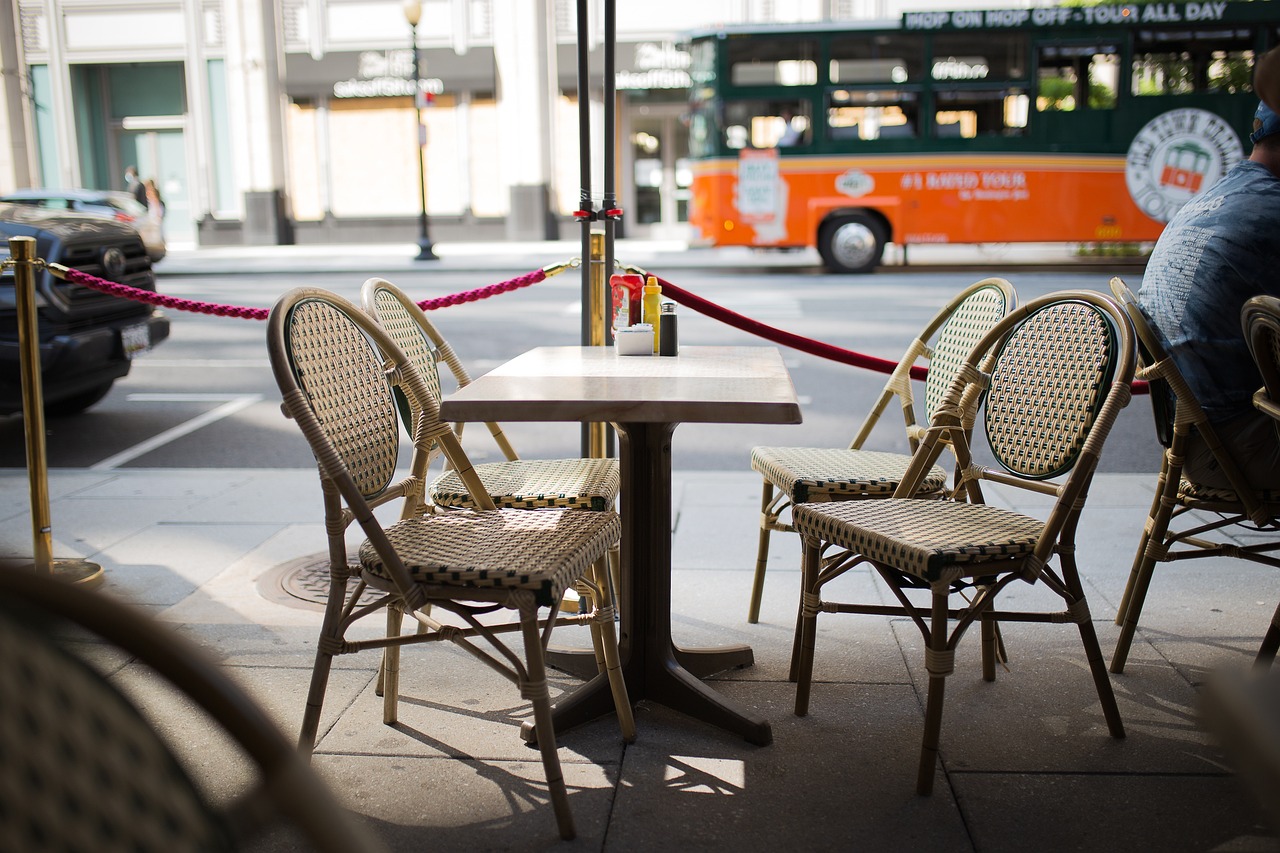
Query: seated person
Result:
<box><xmin>1138</xmin><ymin>100</ymin><xmax>1280</xmax><ymax>490</ymax></box>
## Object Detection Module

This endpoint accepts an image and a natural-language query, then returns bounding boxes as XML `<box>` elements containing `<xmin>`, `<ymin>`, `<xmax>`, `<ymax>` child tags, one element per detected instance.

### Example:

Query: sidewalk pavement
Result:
<box><xmin>1</xmin><ymin>465</ymin><xmax>1277</xmax><ymax>851</ymax></box>
<box><xmin>153</xmin><ymin>238</ymin><xmax>1104</xmax><ymax>276</ymax></box>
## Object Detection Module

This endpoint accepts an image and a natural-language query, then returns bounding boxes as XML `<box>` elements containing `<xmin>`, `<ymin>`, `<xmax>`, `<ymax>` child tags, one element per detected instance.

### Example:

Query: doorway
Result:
<box><xmin>626</xmin><ymin>103</ymin><xmax>690</xmax><ymax>239</ymax></box>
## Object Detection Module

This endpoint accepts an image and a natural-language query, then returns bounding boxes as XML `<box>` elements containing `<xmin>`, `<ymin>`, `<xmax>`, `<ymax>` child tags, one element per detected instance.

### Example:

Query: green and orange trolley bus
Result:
<box><xmin>684</xmin><ymin>1</ymin><xmax>1278</xmax><ymax>271</ymax></box>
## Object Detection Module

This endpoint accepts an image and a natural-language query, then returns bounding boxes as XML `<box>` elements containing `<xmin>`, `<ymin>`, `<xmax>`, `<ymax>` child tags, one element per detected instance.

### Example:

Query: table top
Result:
<box><xmin>440</xmin><ymin>345</ymin><xmax>802</xmax><ymax>426</ymax></box>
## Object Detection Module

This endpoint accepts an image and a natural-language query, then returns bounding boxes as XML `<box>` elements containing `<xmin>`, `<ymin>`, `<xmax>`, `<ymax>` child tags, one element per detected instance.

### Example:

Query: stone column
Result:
<box><xmin>222</xmin><ymin>0</ymin><xmax>293</xmax><ymax>244</ymax></box>
<box><xmin>492</xmin><ymin>0</ymin><xmax>559</xmax><ymax>240</ymax></box>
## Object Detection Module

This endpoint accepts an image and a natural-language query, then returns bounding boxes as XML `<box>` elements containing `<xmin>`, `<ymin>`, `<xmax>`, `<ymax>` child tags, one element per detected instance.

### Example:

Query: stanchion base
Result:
<box><xmin>23</xmin><ymin>559</ymin><xmax>105</xmax><ymax>588</ymax></box>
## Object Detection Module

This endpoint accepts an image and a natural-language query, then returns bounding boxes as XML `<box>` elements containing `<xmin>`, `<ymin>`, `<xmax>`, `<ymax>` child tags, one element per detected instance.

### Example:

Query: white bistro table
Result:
<box><xmin>440</xmin><ymin>346</ymin><xmax>801</xmax><ymax>745</ymax></box>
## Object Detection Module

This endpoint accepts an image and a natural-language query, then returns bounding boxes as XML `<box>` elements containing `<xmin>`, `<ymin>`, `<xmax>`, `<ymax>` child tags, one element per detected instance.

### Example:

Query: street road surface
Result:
<box><xmin>0</xmin><ymin>263</ymin><xmax>1163</xmax><ymax>477</ymax></box>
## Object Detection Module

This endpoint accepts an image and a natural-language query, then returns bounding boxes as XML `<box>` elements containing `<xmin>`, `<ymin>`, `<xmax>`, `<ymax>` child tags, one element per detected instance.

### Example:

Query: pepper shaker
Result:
<box><xmin>659</xmin><ymin>301</ymin><xmax>679</xmax><ymax>356</ymax></box>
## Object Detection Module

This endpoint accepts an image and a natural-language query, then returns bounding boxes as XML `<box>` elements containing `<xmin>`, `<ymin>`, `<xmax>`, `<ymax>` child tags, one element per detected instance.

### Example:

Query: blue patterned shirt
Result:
<box><xmin>1137</xmin><ymin>159</ymin><xmax>1280</xmax><ymax>421</ymax></box>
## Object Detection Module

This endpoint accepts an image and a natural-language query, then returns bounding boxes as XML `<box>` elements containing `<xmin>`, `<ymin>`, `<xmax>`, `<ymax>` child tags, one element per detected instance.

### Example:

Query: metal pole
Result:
<box><xmin>576</xmin><ymin>0</ymin><xmax>594</xmax><ymax>457</ymax></box>
<box><xmin>602</xmin><ymin>0</ymin><xmax>617</xmax><ymax>275</ymax></box>
<box><xmin>410</xmin><ymin>20</ymin><xmax>438</xmax><ymax>261</ymax></box>
<box><xmin>12</xmin><ymin>236</ymin><xmax>103</xmax><ymax>586</ymax></box>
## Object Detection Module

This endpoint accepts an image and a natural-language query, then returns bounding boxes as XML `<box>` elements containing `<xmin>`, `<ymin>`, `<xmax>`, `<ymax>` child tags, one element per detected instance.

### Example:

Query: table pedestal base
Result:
<box><xmin>528</xmin><ymin>421</ymin><xmax>773</xmax><ymax>747</ymax></box>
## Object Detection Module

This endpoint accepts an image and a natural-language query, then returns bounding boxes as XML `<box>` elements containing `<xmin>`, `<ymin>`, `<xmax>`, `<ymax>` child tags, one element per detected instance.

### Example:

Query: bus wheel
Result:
<box><xmin>819</xmin><ymin>213</ymin><xmax>885</xmax><ymax>274</ymax></box>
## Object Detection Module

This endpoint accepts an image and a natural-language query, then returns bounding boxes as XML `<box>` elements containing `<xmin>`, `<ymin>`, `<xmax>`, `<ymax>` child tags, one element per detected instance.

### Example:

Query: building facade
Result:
<box><xmin>0</xmin><ymin>0</ymin><xmax>1041</xmax><ymax>246</ymax></box>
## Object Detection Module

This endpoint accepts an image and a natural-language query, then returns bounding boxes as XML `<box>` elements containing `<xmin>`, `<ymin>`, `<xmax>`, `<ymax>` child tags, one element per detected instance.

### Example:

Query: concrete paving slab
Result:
<box><xmin>608</xmin><ymin>682</ymin><xmax>972</xmax><ymax>853</ymax></box>
<box><xmin>954</xmin><ymin>774</ymin><xmax>1278</xmax><ymax>853</ymax></box>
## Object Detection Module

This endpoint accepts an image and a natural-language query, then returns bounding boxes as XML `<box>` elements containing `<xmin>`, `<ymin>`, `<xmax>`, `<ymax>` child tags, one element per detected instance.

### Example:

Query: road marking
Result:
<box><xmin>90</xmin><ymin>393</ymin><xmax>263</xmax><ymax>471</ymax></box>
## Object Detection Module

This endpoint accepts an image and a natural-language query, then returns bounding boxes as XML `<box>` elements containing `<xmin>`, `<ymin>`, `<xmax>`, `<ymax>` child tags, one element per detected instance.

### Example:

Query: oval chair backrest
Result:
<box><xmin>924</xmin><ymin>278</ymin><xmax>1014</xmax><ymax>421</ymax></box>
<box><xmin>364</xmin><ymin>280</ymin><xmax>447</xmax><ymax>436</ymax></box>
<box><xmin>982</xmin><ymin>298</ymin><xmax>1121</xmax><ymax>480</ymax></box>
<box><xmin>280</xmin><ymin>295</ymin><xmax>402</xmax><ymax>500</ymax></box>
<box><xmin>0</xmin><ymin>610</ymin><xmax>229</xmax><ymax>852</ymax></box>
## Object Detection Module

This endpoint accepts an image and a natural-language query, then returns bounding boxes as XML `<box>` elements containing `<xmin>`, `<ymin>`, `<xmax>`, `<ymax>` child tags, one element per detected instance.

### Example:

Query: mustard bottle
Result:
<box><xmin>642</xmin><ymin>276</ymin><xmax>662</xmax><ymax>353</ymax></box>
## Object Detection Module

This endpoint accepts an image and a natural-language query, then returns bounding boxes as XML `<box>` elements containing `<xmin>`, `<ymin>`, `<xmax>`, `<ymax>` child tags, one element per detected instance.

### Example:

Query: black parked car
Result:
<box><xmin>0</xmin><ymin>203</ymin><xmax>169</xmax><ymax>416</ymax></box>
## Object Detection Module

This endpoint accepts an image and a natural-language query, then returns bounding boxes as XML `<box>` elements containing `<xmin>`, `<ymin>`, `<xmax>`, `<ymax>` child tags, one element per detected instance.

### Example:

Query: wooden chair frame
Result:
<box><xmin>747</xmin><ymin>277</ymin><xmax>1015</xmax><ymax>624</ymax></box>
<box><xmin>790</xmin><ymin>290</ymin><xmax>1135</xmax><ymax>795</ymax></box>
<box><xmin>0</xmin><ymin>566</ymin><xmax>383</xmax><ymax>853</ymax></box>
<box><xmin>268</xmin><ymin>287</ymin><xmax>632</xmax><ymax>840</ymax></box>
<box><xmin>1110</xmin><ymin>278</ymin><xmax>1280</xmax><ymax>674</ymax></box>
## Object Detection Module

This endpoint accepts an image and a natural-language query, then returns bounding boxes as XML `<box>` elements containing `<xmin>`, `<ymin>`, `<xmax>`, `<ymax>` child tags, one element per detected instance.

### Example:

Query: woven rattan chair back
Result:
<box><xmin>0</xmin><ymin>567</ymin><xmax>381</xmax><ymax>853</ymax></box>
<box><xmin>1108</xmin><ymin>278</ymin><xmax>1280</xmax><ymax>674</ymax></box>
<box><xmin>853</xmin><ymin>277</ymin><xmax>1015</xmax><ymax>451</ymax></box>
<box><xmin>268</xmin><ymin>288</ymin><xmax>631</xmax><ymax>840</ymax></box>
<box><xmin>980</xmin><ymin>299</ymin><xmax>1119</xmax><ymax>481</ymax></box>
<box><xmin>362</xmin><ymin>276</ymin><xmax>519</xmax><ymax>462</ymax></box>
<box><xmin>746</xmin><ymin>277</ymin><xmax>1013</xmax><ymax>624</ymax></box>
<box><xmin>790</xmin><ymin>289</ymin><xmax>1135</xmax><ymax>795</ymax></box>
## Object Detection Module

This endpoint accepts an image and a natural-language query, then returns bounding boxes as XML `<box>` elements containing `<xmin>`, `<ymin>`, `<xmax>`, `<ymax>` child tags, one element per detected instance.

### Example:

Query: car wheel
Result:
<box><xmin>818</xmin><ymin>212</ymin><xmax>886</xmax><ymax>274</ymax></box>
<box><xmin>45</xmin><ymin>382</ymin><xmax>114</xmax><ymax>416</ymax></box>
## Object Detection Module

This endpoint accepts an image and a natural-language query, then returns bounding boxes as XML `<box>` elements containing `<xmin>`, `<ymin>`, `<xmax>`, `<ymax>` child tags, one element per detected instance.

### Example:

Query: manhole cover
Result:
<box><xmin>257</xmin><ymin>551</ymin><xmax>384</xmax><ymax>610</ymax></box>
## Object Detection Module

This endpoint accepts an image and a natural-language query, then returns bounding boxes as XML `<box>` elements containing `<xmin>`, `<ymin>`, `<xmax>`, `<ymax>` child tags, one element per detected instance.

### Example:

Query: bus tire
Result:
<box><xmin>819</xmin><ymin>212</ymin><xmax>886</xmax><ymax>274</ymax></box>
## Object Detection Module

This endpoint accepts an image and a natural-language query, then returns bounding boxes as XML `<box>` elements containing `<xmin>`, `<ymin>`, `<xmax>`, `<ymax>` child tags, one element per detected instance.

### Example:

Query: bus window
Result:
<box><xmin>1132</xmin><ymin>27</ymin><xmax>1255</xmax><ymax>95</ymax></box>
<box><xmin>934</xmin><ymin>89</ymin><xmax>1028</xmax><ymax>138</ymax></box>
<box><xmin>829</xmin><ymin>33</ymin><xmax>924</xmax><ymax>84</ymax></box>
<box><xmin>727</xmin><ymin>37</ymin><xmax>817</xmax><ymax>87</ymax></box>
<box><xmin>1038</xmin><ymin>44</ymin><xmax>1119</xmax><ymax>110</ymax></box>
<box><xmin>723</xmin><ymin>100</ymin><xmax>812</xmax><ymax>148</ymax></box>
<box><xmin>826</xmin><ymin>89</ymin><xmax>917</xmax><ymax>141</ymax></box>
<box><xmin>932</xmin><ymin>32</ymin><xmax>1028</xmax><ymax>82</ymax></box>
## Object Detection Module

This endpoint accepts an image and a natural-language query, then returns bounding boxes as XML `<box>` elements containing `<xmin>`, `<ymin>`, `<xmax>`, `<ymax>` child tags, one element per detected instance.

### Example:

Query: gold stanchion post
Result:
<box><xmin>587</xmin><ymin>232</ymin><xmax>610</xmax><ymax>459</ymax></box>
<box><xmin>11</xmin><ymin>236</ymin><xmax>104</xmax><ymax>586</ymax></box>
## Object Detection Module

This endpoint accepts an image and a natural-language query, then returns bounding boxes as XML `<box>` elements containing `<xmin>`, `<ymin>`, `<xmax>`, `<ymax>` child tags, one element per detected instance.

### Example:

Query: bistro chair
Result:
<box><xmin>361</xmin><ymin>277</ymin><xmax>622</xmax><ymax>616</ymax></box>
<box><xmin>790</xmin><ymin>290</ymin><xmax>1135</xmax><ymax>795</ymax></box>
<box><xmin>747</xmin><ymin>277</ymin><xmax>1015</xmax><ymax>624</ymax></box>
<box><xmin>1110</xmin><ymin>279</ymin><xmax>1280</xmax><ymax>674</ymax></box>
<box><xmin>267</xmin><ymin>287</ymin><xmax>633</xmax><ymax>840</ymax></box>
<box><xmin>1240</xmin><ymin>294</ymin><xmax>1280</xmax><ymax>668</ymax></box>
<box><xmin>0</xmin><ymin>565</ymin><xmax>383</xmax><ymax>853</ymax></box>
<box><xmin>360</xmin><ymin>277</ymin><xmax>620</xmax><ymax>518</ymax></box>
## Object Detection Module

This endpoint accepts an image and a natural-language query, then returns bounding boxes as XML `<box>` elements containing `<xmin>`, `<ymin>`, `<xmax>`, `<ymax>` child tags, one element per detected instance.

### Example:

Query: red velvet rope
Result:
<box><xmin>55</xmin><ymin>265</ymin><xmax>546</xmax><ymax>319</ymax></box>
<box><xmin>653</xmin><ymin>275</ymin><xmax>928</xmax><ymax>381</ymax></box>
<box><xmin>653</xmin><ymin>274</ymin><xmax>1149</xmax><ymax>394</ymax></box>
<box><xmin>53</xmin><ymin>263</ymin><xmax>1146</xmax><ymax>393</ymax></box>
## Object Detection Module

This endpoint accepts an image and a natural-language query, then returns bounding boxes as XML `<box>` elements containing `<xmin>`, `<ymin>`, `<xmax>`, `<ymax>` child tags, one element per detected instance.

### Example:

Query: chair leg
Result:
<box><xmin>382</xmin><ymin>603</ymin><xmax>404</xmax><ymax>725</ymax></box>
<box><xmin>748</xmin><ymin>479</ymin><xmax>775</xmax><ymax>624</ymax></box>
<box><xmin>1112</xmin><ymin>461</ymin><xmax>1178</xmax><ymax>673</ymax></box>
<box><xmin>300</xmin><ymin>573</ymin><xmax>350</xmax><ymax>755</ymax></box>
<box><xmin>520</xmin><ymin>604</ymin><xmax>576</xmax><ymax>841</ymax></box>
<box><xmin>1110</xmin><ymin>543</ymin><xmax>1161</xmax><ymax>674</ymax></box>
<box><xmin>1255</xmin><ymin>601</ymin><xmax>1280</xmax><ymax>671</ymax></box>
<box><xmin>793</xmin><ymin>537</ymin><xmax>822</xmax><ymax>715</ymax></box>
<box><xmin>916</xmin><ymin>587</ymin><xmax>951</xmax><ymax>796</ymax></box>
<box><xmin>1057</xmin><ymin>552</ymin><xmax>1126</xmax><ymax>739</ymax></box>
<box><xmin>588</xmin><ymin>558</ymin><xmax>636</xmax><ymax>743</ymax></box>
<box><xmin>1114</xmin><ymin>461</ymin><xmax>1170</xmax><ymax>627</ymax></box>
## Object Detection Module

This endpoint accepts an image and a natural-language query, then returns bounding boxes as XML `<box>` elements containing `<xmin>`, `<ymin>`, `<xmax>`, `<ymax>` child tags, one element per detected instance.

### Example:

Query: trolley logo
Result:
<box><xmin>835</xmin><ymin>169</ymin><xmax>874</xmax><ymax>198</ymax></box>
<box><xmin>1125</xmin><ymin>108</ymin><xmax>1242</xmax><ymax>223</ymax></box>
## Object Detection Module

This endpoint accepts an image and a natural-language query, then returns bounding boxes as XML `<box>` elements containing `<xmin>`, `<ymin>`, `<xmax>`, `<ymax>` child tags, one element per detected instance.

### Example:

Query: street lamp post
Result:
<box><xmin>403</xmin><ymin>0</ymin><xmax>437</xmax><ymax>261</ymax></box>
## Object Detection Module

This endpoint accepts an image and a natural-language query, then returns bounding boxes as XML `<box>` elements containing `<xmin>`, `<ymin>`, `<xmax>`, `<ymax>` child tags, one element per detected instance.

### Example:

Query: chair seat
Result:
<box><xmin>793</xmin><ymin>498</ymin><xmax>1043</xmax><ymax>584</ymax></box>
<box><xmin>360</xmin><ymin>508</ymin><xmax>621</xmax><ymax>607</ymax></box>
<box><xmin>750</xmin><ymin>446</ymin><xmax>948</xmax><ymax>502</ymax></box>
<box><xmin>1178</xmin><ymin>478</ymin><xmax>1280</xmax><ymax>505</ymax></box>
<box><xmin>430</xmin><ymin>458</ymin><xmax>620</xmax><ymax>511</ymax></box>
